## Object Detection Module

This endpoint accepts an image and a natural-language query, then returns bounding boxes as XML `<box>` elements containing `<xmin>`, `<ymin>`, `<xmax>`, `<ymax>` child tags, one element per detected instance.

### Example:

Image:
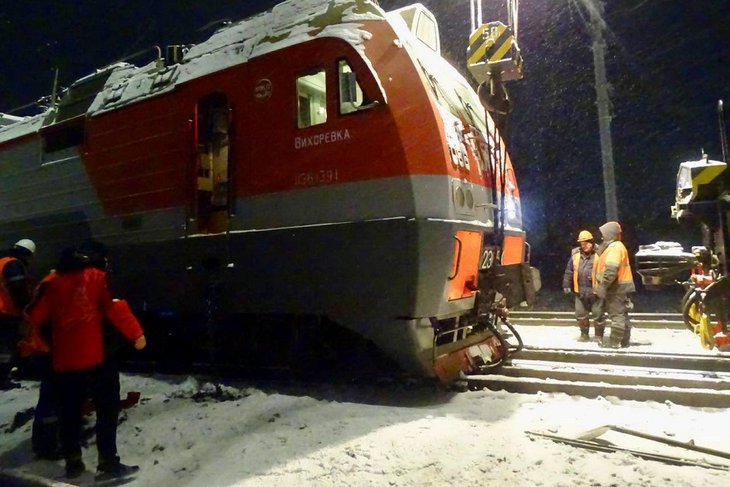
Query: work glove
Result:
<box><xmin>563</xmin><ymin>287</ymin><xmax>572</xmax><ymax>295</ymax></box>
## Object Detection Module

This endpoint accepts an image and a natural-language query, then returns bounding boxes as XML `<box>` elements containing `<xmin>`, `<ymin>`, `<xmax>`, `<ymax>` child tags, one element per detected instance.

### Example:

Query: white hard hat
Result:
<box><xmin>14</xmin><ymin>238</ymin><xmax>36</xmax><ymax>255</ymax></box>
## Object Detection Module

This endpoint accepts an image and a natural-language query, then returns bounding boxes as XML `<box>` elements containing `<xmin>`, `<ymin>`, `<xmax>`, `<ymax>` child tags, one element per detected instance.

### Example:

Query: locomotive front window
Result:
<box><xmin>415</xmin><ymin>12</ymin><xmax>439</xmax><ymax>53</ymax></box>
<box><xmin>338</xmin><ymin>60</ymin><xmax>365</xmax><ymax>114</ymax></box>
<box><xmin>297</xmin><ymin>70</ymin><xmax>327</xmax><ymax>128</ymax></box>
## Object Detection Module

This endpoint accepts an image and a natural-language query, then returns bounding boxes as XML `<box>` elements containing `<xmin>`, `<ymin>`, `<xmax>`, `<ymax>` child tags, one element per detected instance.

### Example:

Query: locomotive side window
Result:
<box><xmin>338</xmin><ymin>60</ymin><xmax>365</xmax><ymax>114</ymax></box>
<box><xmin>297</xmin><ymin>69</ymin><xmax>327</xmax><ymax>128</ymax></box>
<box><xmin>42</xmin><ymin>121</ymin><xmax>85</xmax><ymax>155</ymax></box>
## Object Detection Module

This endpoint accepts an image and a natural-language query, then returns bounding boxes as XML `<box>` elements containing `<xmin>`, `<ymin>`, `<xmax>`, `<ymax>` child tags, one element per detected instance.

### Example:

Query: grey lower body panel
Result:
<box><xmin>109</xmin><ymin>217</ymin><xmax>485</xmax><ymax>376</ymax></box>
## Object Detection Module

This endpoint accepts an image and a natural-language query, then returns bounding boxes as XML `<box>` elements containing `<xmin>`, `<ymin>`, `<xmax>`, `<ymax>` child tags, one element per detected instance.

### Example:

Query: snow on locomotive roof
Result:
<box><xmin>183</xmin><ymin>0</ymin><xmax>382</xmax><ymax>62</ymax></box>
<box><xmin>0</xmin><ymin>112</ymin><xmax>45</xmax><ymax>144</ymax></box>
<box><xmin>0</xmin><ymin>113</ymin><xmax>25</xmax><ymax>127</ymax></box>
<box><xmin>0</xmin><ymin>1</ymin><xmax>391</xmax><ymax>141</ymax></box>
<box><xmin>636</xmin><ymin>241</ymin><xmax>695</xmax><ymax>258</ymax></box>
<box><xmin>88</xmin><ymin>0</ymin><xmax>385</xmax><ymax>115</ymax></box>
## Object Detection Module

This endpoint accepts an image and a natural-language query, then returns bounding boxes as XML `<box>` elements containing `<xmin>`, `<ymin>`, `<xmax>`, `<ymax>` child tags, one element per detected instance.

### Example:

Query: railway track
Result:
<box><xmin>123</xmin><ymin>309</ymin><xmax>730</xmax><ymax>408</ymax></box>
<box><xmin>508</xmin><ymin>310</ymin><xmax>685</xmax><ymax>329</ymax></box>
<box><xmin>467</xmin><ymin>346</ymin><xmax>730</xmax><ymax>408</ymax></box>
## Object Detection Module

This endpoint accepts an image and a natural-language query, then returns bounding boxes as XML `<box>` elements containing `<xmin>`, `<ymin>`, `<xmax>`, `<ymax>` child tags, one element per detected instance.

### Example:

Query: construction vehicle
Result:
<box><xmin>636</xmin><ymin>100</ymin><xmax>730</xmax><ymax>350</ymax></box>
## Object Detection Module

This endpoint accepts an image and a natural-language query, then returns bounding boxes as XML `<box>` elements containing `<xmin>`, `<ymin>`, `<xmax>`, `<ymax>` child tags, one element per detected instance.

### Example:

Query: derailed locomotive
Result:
<box><xmin>0</xmin><ymin>0</ymin><xmax>539</xmax><ymax>381</ymax></box>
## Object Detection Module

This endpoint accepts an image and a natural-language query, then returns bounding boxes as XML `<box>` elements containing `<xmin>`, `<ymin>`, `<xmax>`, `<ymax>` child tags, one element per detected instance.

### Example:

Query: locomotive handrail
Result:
<box><xmin>449</xmin><ymin>235</ymin><xmax>463</xmax><ymax>280</ymax></box>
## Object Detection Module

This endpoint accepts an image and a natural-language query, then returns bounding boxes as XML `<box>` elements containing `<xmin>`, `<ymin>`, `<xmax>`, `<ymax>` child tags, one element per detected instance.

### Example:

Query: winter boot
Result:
<box><xmin>621</xmin><ymin>323</ymin><xmax>631</xmax><ymax>348</ymax></box>
<box><xmin>32</xmin><ymin>418</ymin><xmax>60</xmax><ymax>460</ymax></box>
<box><xmin>594</xmin><ymin>323</ymin><xmax>605</xmax><ymax>343</ymax></box>
<box><xmin>600</xmin><ymin>328</ymin><xmax>625</xmax><ymax>349</ymax></box>
<box><xmin>577</xmin><ymin>319</ymin><xmax>590</xmax><ymax>342</ymax></box>
<box><xmin>65</xmin><ymin>456</ymin><xmax>86</xmax><ymax>479</ymax></box>
<box><xmin>95</xmin><ymin>457</ymin><xmax>140</xmax><ymax>482</ymax></box>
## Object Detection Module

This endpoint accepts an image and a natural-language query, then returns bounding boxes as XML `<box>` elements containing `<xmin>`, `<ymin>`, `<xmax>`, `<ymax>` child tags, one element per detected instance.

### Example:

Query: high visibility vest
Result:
<box><xmin>571</xmin><ymin>252</ymin><xmax>597</xmax><ymax>293</ymax></box>
<box><xmin>595</xmin><ymin>241</ymin><xmax>635</xmax><ymax>294</ymax></box>
<box><xmin>0</xmin><ymin>257</ymin><xmax>23</xmax><ymax>316</ymax></box>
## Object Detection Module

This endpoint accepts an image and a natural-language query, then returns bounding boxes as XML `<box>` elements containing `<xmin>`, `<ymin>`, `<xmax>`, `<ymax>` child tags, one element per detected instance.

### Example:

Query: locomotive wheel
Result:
<box><xmin>697</xmin><ymin>312</ymin><xmax>714</xmax><ymax>350</ymax></box>
<box><xmin>682</xmin><ymin>293</ymin><xmax>703</xmax><ymax>333</ymax></box>
<box><xmin>686</xmin><ymin>302</ymin><xmax>713</xmax><ymax>349</ymax></box>
<box><xmin>683</xmin><ymin>290</ymin><xmax>702</xmax><ymax>332</ymax></box>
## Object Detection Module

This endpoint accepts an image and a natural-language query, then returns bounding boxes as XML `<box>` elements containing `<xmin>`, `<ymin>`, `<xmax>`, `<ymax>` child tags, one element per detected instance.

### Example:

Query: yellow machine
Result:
<box><xmin>636</xmin><ymin>100</ymin><xmax>730</xmax><ymax>351</ymax></box>
<box><xmin>467</xmin><ymin>0</ymin><xmax>522</xmax><ymax>127</ymax></box>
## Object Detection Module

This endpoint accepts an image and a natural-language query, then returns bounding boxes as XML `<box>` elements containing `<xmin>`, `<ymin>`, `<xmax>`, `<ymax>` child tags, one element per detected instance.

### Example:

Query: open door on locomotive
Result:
<box><xmin>192</xmin><ymin>93</ymin><xmax>231</xmax><ymax>235</ymax></box>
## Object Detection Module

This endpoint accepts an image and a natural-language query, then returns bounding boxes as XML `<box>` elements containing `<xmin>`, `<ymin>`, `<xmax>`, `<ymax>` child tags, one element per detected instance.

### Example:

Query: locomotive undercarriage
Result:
<box><xmin>106</xmin><ymin>217</ymin><xmax>522</xmax><ymax>380</ymax></box>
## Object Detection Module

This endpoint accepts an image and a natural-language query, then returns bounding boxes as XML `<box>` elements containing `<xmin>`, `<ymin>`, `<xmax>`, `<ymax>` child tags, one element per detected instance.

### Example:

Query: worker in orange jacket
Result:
<box><xmin>0</xmin><ymin>238</ymin><xmax>36</xmax><ymax>388</ymax></box>
<box><xmin>595</xmin><ymin>221</ymin><xmax>636</xmax><ymax>348</ymax></box>
<box><xmin>562</xmin><ymin>230</ymin><xmax>605</xmax><ymax>341</ymax></box>
<box><xmin>27</xmin><ymin>241</ymin><xmax>147</xmax><ymax>481</ymax></box>
<box><xmin>18</xmin><ymin>270</ymin><xmax>61</xmax><ymax>460</ymax></box>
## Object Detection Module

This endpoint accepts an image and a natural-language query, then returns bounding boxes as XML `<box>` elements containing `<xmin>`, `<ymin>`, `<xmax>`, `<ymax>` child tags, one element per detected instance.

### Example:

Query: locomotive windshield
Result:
<box><xmin>418</xmin><ymin>60</ymin><xmax>487</xmax><ymax>135</ymax></box>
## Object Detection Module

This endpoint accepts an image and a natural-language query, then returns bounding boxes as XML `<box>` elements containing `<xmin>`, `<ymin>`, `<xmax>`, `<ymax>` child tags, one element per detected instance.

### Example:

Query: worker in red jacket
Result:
<box><xmin>27</xmin><ymin>241</ymin><xmax>147</xmax><ymax>481</ymax></box>
<box><xmin>19</xmin><ymin>270</ymin><xmax>60</xmax><ymax>460</ymax></box>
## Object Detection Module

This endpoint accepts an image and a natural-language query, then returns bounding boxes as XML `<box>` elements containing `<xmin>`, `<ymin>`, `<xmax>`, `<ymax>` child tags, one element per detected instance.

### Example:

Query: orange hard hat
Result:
<box><xmin>577</xmin><ymin>230</ymin><xmax>593</xmax><ymax>242</ymax></box>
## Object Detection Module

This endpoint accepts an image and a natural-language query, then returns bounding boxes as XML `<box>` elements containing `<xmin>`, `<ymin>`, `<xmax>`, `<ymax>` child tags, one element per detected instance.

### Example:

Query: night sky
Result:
<box><xmin>1</xmin><ymin>1</ymin><xmax>729</xmax><ymax>286</ymax></box>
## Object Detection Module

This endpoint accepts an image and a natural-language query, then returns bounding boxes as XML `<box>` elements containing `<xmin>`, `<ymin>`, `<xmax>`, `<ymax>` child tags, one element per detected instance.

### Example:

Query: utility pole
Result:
<box><xmin>579</xmin><ymin>0</ymin><xmax>618</xmax><ymax>221</ymax></box>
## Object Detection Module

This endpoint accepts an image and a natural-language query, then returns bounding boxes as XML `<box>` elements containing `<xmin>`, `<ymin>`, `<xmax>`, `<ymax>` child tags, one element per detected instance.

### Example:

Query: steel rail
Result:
<box><xmin>498</xmin><ymin>359</ymin><xmax>730</xmax><ymax>389</ymax></box>
<box><xmin>513</xmin><ymin>347</ymin><xmax>730</xmax><ymax>372</ymax></box>
<box><xmin>468</xmin><ymin>373</ymin><xmax>730</xmax><ymax>408</ymax></box>
<box><xmin>467</xmin><ymin>345</ymin><xmax>730</xmax><ymax>408</ymax></box>
<box><xmin>508</xmin><ymin>310</ymin><xmax>684</xmax><ymax>329</ymax></box>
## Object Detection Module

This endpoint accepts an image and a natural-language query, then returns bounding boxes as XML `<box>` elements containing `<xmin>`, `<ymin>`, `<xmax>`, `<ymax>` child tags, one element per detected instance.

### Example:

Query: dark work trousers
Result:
<box><xmin>30</xmin><ymin>354</ymin><xmax>60</xmax><ymax>455</ymax></box>
<box><xmin>574</xmin><ymin>294</ymin><xmax>605</xmax><ymax>324</ymax></box>
<box><xmin>0</xmin><ymin>315</ymin><xmax>21</xmax><ymax>385</ymax></box>
<box><xmin>605</xmin><ymin>293</ymin><xmax>630</xmax><ymax>332</ymax></box>
<box><xmin>56</xmin><ymin>361</ymin><xmax>120</xmax><ymax>463</ymax></box>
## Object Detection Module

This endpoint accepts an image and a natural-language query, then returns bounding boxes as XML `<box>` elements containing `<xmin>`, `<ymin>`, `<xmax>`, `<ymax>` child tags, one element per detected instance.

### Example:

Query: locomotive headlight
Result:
<box><xmin>465</xmin><ymin>188</ymin><xmax>474</xmax><ymax>209</ymax></box>
<box><xmin>455</xmin><ymin>186</ymin><xmax>465</xmax><ymax>207</ymax></box>
<box><xmin>506</xmin><ymin>196</ymin><xmax>517</xmax><ymax>220</ymax></box>
<box><xmin>452</xmin><ymin>181</ymin><xmax>478</xmax><ymax>217</ymax></box>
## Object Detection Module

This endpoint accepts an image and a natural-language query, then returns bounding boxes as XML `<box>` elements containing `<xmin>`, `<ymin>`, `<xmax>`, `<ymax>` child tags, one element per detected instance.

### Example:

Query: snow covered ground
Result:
<box><xmin>1</xmin><ymin>325</ymin><xmax>729</xmax><ymax>486</ymax></box>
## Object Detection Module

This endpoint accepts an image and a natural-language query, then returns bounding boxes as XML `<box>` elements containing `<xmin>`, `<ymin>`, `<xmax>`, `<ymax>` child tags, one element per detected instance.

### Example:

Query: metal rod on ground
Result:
<box><xmin>581</xmin><ymin>425</ymin><xmax>730</xmax><ymax>460</ymax></box>
<box><xmin>526</xmin><ymin>431</ymin><xmax>730</xmax><ymax>471</ymax></box>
